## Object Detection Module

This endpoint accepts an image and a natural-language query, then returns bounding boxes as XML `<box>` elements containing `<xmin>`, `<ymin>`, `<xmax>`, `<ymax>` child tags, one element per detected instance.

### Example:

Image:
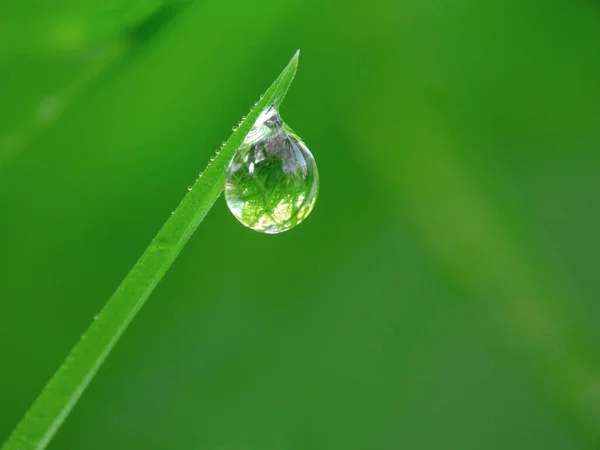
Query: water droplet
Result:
<box><xmin>224</xmin><ymin>105</ymin><xmax>318</xmax><ymax>234</ymax></box>
<box><xmin>232</xmin><ymin>126</ymin><xmax>238</xmax><ymax>132</ymax></box>
<box><xmin>187</xmin><ymin>185</ymin><xmax>193</xmax><ymax>191</ymax></box>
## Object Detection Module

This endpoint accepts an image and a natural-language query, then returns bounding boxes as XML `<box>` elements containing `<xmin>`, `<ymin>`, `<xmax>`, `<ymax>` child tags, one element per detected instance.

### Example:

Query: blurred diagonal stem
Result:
<box><xmin>1</xmin><ymin>51</ymin><xmax>300</xmax><ymax>450</ymax></box>
<box><xmin>0</xmin><ymin>40</ymin><xmax>128</xmax><ymax>169</ymax></box>
<box><xmin>360</xmin><ymin>89</ymin><xmax>600</xmax><ymax>440</ymax></box>
<box><xmin>0</xmin><ymin>1</ymin><xmax>190</xmax><ymax>169</ymax></box>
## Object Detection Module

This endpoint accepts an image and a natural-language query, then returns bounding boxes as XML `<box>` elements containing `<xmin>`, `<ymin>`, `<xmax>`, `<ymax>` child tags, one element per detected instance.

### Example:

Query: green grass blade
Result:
<box><xmin>1</xmin><ymin>50</ymin><xmax>300</xmax><ymax>450</ymax></box>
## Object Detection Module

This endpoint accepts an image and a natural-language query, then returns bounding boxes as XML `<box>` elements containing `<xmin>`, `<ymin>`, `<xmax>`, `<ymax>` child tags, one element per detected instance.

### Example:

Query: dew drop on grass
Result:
<box><xmin>224</xmin><ymin>105</ymin><xmax>318</xmax><ymax>234</ymax></box>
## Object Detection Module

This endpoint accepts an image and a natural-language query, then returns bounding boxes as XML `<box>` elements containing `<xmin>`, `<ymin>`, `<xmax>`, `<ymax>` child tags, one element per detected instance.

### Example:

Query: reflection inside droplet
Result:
<box><xmin>224</xmin><ymin>105</ymin><xmax>319</xmax><ymax>234</ymax></box>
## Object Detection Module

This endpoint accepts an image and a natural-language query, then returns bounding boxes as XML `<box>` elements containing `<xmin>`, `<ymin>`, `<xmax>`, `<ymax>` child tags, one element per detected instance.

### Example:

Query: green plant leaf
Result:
<box><xmin>1</xmin><ymin>50</ymin><xmax>300</xmax><ymax>450</ymax></box>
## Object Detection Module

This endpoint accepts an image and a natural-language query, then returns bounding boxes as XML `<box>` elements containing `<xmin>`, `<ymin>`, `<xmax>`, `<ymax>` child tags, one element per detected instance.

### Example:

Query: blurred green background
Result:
<box><xmin>1</xmin><ymin>0</ymin><xmax>600</xmax><ymax>448</ymax></box>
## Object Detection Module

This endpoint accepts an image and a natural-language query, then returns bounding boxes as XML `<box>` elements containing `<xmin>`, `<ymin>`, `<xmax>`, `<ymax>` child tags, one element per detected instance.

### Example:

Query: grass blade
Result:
<box><xmin>2</xmin><ymin>50</ymin><xmax>300</xmax><ymax>450</ymax></box>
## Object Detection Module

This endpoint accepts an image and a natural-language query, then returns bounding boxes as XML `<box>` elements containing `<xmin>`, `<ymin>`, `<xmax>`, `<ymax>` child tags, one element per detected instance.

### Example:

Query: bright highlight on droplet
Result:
<box><xmin>224</xmin><ymin>105</ymin><xmax>319</xmax><ymax>234</ymax></box>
